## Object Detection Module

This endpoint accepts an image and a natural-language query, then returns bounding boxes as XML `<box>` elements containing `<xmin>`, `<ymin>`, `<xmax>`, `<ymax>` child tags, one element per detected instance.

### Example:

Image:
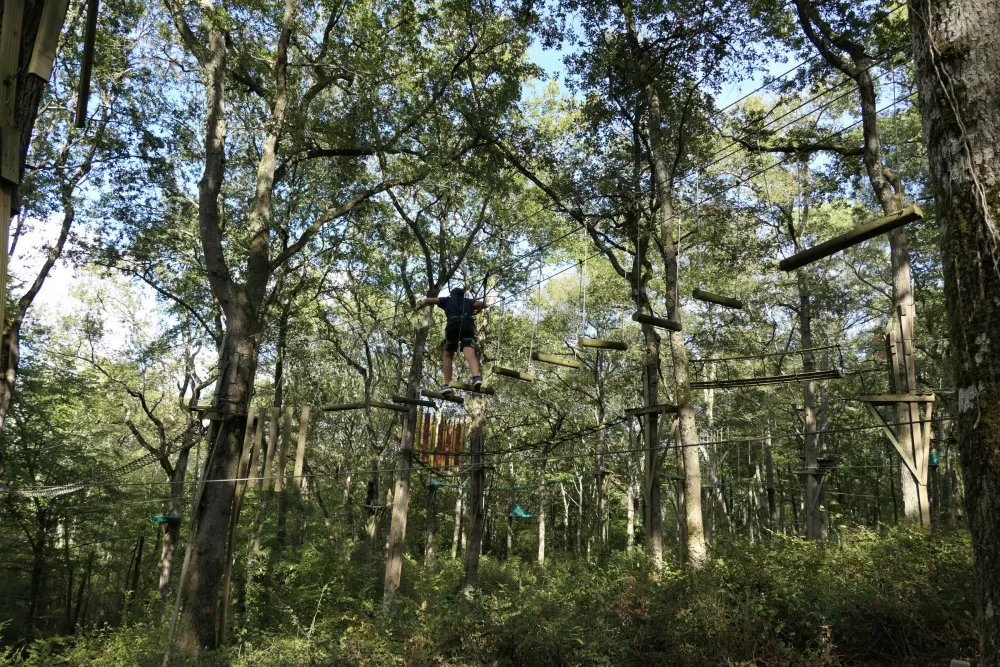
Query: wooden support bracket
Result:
<box><xmin>692</xmin><ymin>288</ymin><xmax>743</xmax><ymax>309</ymax></box>
<box><xmin>531</xmin><ymin>351</ymin><xmax>583</xmax><ymax>369</ymax></box>
<box><xmin>631</xmin><ymin>312</ymin><xmax>682</xmax><ymax>331</ymax></box>
<box><xmin>779</xmin><ymin>205</ymin><xmax>924</xmax><ymax>271</ymax></box>
<box><xmin>579</xmin><ymin>337</ymin><xmax>629</xmax><ymax>351</ymax></box>
<box><xmin>492</xmin><ymin>366</ymin><xmax>534</xmax><ymax>382</ymax></box>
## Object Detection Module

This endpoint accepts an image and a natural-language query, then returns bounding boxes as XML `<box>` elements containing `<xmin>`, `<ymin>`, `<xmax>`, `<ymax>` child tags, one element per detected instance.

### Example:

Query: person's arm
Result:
<box><xmin>472</xmin><ymin>299</ymin><xmax>486</xmax><ymax>311</ymax></box>
<box><xmin>416</xmin><ymin>297</ymin><xmax>440</xmax><ymax>308</ymax></box>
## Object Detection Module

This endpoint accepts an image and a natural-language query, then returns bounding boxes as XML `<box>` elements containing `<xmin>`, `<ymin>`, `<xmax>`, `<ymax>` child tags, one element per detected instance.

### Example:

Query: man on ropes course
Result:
<box><xmin>417</xmin><ymin>286</ymin><xmax>485</xmax><ymax>393</ymax></box>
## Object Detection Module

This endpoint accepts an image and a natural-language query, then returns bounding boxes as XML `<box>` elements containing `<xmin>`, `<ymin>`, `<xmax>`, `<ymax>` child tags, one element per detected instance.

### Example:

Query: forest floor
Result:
<box><xmin>4</xmin><ymin>528</ymin><xmax>977</xmax><ymax>666</ymax></box>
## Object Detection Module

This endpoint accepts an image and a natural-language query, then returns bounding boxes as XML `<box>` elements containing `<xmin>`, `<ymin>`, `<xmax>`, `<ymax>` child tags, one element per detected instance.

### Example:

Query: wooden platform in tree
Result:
<box><xmin>779</xmin><ymin>205</ymin><xmax>924</xmax><ymax>271</ymax></box>
<box><xmin>531</xmin><ymin>351</ymin><xmax>583</xmax><ymax>369</ymax></box>
<box><xmin>690</xmin><ymin>368</ymin><xmax>843</xmax><ymax>390</ymax></box>
<box><xmin>493</xmin><ymin>366</ymin><xmax>534</xmax><ymax>382</ymax></box>
<box><xmin>631</xmin><ymin>312</ymin><xmax>682</xmax><ymax>331</ymax></box>
<box><xmin>625</xmin><ymin>403</ymin><xmax>680</xmax><ymax>417</ymax></box>
<box><xmin>579</xmin><ymin>337</ymin><xmax>629</xmax><ymax>351</ymax></box>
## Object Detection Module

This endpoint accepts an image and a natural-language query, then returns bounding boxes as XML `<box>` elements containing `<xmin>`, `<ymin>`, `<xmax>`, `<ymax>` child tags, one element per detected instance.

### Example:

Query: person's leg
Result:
<box><xmin>462</xmin><ymin>345</ymin><xmax>480</xmax><ymax>377</ymax></box>
<box><xmin>443</xmin><ymin>350</ymin><xmax>454</xmax><ymax>384</ymax></box>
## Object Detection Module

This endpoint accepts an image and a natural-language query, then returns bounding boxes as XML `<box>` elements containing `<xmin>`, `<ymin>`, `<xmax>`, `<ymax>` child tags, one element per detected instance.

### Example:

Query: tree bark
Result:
<box><xmin>462</xmin><ymin>399</ymin><xmax>487</xmax><ymax>593</ymax></box>
<box><xmin>909</xmin><ymin>0</ymin><xmax>1000</xmax><ymax>658</ymax></box>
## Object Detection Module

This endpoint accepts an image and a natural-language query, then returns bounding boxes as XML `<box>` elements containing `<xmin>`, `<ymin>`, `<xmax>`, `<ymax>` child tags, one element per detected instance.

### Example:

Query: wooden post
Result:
<box><xmin>383</xmin><ymin>405</ymin><xmax>417</xmax><ymax>608</ymax></box>
<box><xmin>247</xmin><ymin>410</ymin><xmax>265</xmax><ymax>489</ymax></box>
<box><xmin>462</xmin><ymin>399</ymin><xmax>487</xmax><ymax>594</ymax></box>
<box><xmin>0</xmin><ymin>0</ymin><xmax>26</xmax><ymax>334</ymax></box>
<box><xmin>274</xmin><ymin>406</ymin><xmax>292</xmax><ymax>493</ymax></box>
<box><xmin>262</xmin><ymin>408</ymin><xmax>280</xmax><ymax>491</ymax></box>
<box><xmin>75</xmin><ymin>0</ymin><xmax>99</xmax><ymax>128</ymax></box>
<box><xmin>292</xmin><ymin>407</ymin><xmax>310</xmax><ymax>493</ymax></box>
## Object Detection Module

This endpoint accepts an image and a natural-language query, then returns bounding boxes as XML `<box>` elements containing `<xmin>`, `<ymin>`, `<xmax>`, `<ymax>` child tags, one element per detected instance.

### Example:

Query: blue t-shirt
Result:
<box><xmin>436</xmin><ymin>296</ymin><xmax>476</xmax><ymax>322</ymax></box>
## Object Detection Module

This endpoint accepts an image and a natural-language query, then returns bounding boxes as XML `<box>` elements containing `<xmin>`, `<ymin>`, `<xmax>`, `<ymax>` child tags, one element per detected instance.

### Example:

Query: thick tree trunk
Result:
<box><xmin>910</xmin><ymin>0</ymin><xmax>1000</xmax><ymax>658</ymax></box>
<box><xmin>384</xmin><ymin>309</ymin><xmax>432</xmax><ymax>607</ymax></box>
<box><xmin>462</xmin><ymin>400</ymin><xmax>487</xmax><ymax>593</ymax></box>
<box><xmin>537</xmin><ymin>464</ymin><xmax>546</xmax><ymax>566</ymax></box>
<box><xmin>425</xmin><ymin>484</ymin><xmax>438</xmax><ymax>566</ymax></box>
<box><xmin>160</xmin><ymin>449</ymin><xmax>190</xmax><ymax>603</ymax></box>
<box><xmin>451</xmin><ymin>490</ymin><xmax>463</xmax><ymax>559</ymax></box>
<box><xmin>639</xmin><ymin>332</ymin><xmax>664</xmax><ymax>567</ymax></box>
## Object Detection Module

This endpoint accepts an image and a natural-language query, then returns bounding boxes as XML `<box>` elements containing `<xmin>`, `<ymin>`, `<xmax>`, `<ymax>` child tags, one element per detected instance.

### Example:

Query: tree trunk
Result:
<box><xmin>462</xmin><ymin>400</ymin><xmax>487</xmax><ymax>593</ymax></box>
<box><xmin>160</xmin><ymin>449</ymin><xmax>191</xmax><ymax>603</ymax></box>
<box><xmin>425</xmin><ymin>484</ymin><xmax>438</xmax><ymax>566</ymax></box>
<box><xmin>910</xmin><ymin>0</ymin><xmax>1000</xmax><ymax>657</ymax></box>
<box><xmin>537</xmin><ymin>464</ymin><xmax>546</xmax><ymax>566</ymax></box>
<box><xmin>451</xmin><ymin>489</ymin><xmax>464</xmax><ymax>559</ymax></box>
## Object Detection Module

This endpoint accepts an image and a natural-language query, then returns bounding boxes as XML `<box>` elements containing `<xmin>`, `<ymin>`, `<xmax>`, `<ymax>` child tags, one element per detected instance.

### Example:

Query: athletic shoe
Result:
<box><xmin>472</xmin><ymin>377</ymin><xmax>483</xmax><ymax>392</ymax></box>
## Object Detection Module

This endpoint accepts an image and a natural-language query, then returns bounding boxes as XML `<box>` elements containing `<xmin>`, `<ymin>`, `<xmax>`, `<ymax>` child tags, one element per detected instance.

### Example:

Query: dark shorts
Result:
<box><xmin>445</xmin><ymin>319</ymin><xmax>477</xmax><ymax>353</ymax></box>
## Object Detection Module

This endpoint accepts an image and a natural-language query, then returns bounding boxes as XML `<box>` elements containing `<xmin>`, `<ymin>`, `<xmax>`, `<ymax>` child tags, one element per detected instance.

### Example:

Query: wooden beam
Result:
<box><xmin>75</xmin><ymin>0</ymin><xmax>99</xmax><ymax>128</ymax></box>
<box><xmin>448</xmin><ymin>381</ymin><xmax>496</xmax><ymax>395</ymax></box>
<box><xmin>779</xmin><ymin>205</ymin><xmax>924</xmax><ymax>271</ymax></box>
<box><xmin>631</xmin><ymin>312</ymin><xmax>682</xmax><ymax>331</ymax></box>
<box><xmin>692</xmin><ymin>288</ymin><xmax>743</xmax><ymax>309</ymax></box>
<box><xmin>421</xmin><ymin>389</ymin><xmax>465</xmax><ymax>404</ymax></box>
<box><xmin>292</xmin><ymin>406</ymin><xmax>310</xmax><ymax>493</ymax></box>
<box><xmin>28</xmin><ymin>0</ymin><xmax>70</xmax><ymax>81</ymax></box>
<box><xmin>319</xmin><ymin>401</ymin><xmax>408</xmax><ymax>413</ymax></box>
<box><xmin>856</xmin><ymin>393</ymin><xmax>935</xmax><ymax>405</ymax></box>
<box><xmin>625</xmin><ymin>403</ymin><xmax>680</xmax><ymax>417</ymax></box>
<box><xmin>492</xmin><ymin>366</ymin><xmax>534</xmax><ymax>382</ymax></box>
<box><xmin>531</xmin><ymin>351</ymin><xmax>583</xmax><ymax>369</ymax></box>
<box><xmin>579</xmin><ymin>337</ymin><xmax>629</xmax><ymax>351</ymax></box>
<box><xmin>392</xmin><ymin>396</ymin><xmax>437</xmax><ymax>408</ymax></box>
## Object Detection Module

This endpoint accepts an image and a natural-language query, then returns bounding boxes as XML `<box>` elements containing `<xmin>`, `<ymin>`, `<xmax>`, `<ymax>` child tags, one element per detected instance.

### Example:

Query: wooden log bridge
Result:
<box><xmin>531</xmin><ymin>351</ymin><xmax>583</xmax><ymax>369</ymax></box>
<box><xmin>579</xmin><ymin>337</ymin><xmax>629</xmax><ymax>351</ymax></box>
<box><xmin>631</xmin><ymin>312</ymin><xmax>682</xmax><ymax>331</ymax></box>
<box><xmin>778</xmin><ymin>205</ymin><xmax>923</xmax><ymax>271</ymax></box>
<box><xmin>392</xmin><ymin>396</ymin><xmax>438</xmax><ymax>408</ymax></box>
<box><xmin>690</xmin><ymin>368</ymin><xmax>843</xmax><ymax>390</ymax></box>
<box><xmin>421</xmin><ymin>389</ymin><xmax>465</xmax><ymax>404</ymax></box>
<box><xmin>320</xmin><ymin>401</ymin><xmax>409</xmax><ymax>413</ymax></box>
<box><xmin>692</xmin><ymin>288</ymin><xmax>743</xmax><ymax>310</ymax></box>
<box><xmin>493</xmin><ymin>366</ymin><xmax>534</xmax><ymax>382</ymax></box>
<box><xmin>625</xmin><ymin>403</ymin><xmax>680</xmax><ymax>417</ymax></box>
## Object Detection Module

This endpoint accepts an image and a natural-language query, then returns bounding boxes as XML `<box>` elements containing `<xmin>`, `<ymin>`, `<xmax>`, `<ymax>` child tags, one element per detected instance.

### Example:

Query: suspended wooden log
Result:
<box><xmin>531</xmin><ymin>351</ymin><xmax>583</xmax><ymax>369</ymax></box>
<box><xmin>449</xmin><ymin>380</ymin><xmax>496</xmax><ymax>395</ymax></box>
<box><xmin>857</xmin><ymin>393</ymin><xmax>935</xmax><ymax>405</ymax></box>
<box><xmin>75</xmin><ymin>0</ymin><xmax>100</xmax><ymax>128</ymax></box>
<box><xmin>690</xmin><ymin>368</ymin><xmax>843</xmax><ymax>390</ymax></box>
<box><xmin>421</xmin><ymin>389</ymin><xmax>465</xmax><ymax>404</ymax></box>
<box><xmin>319</xmin><ymin>401</ymin><xmax>408</xmax><ymax>413</ymax></box>
<box><xmin>493</xmin><ymin>366</ymin><xmax>534</xmax><ymax>382</ymax></box>
<box><xmin>631</xmin><ymin>312</ymin><xmax>682</xmax><ymax>331</ymax></box>
<box><xmin>579</xmin><ymin>337</ymin><xmax>629</xmax><ymax>351</ymax></box>
<box><xmin>625</xmin><ymin>403</ymin><xmax>680</xmax><ymax>417</ymax></box>
<box><xmin>392</xmin><ymin>396</ymin><xmax>437</xmax><ymax>408</ymax></box>
<box><xmin>292</xmin><ymin>407</ymin><xmax>310</xmax><ymax>493</ymax></box>
<box><xmin>778</xmin><ymin>205</ymin><xmax>924</xmax><ymax>271</ymax></box>
<box><xmin>692</xmin><ymin>288</ymin><xmax>743</xmax><ymax>310</ymax></box>
<box><xmin>28</xmin><ymin>0</ymin><xmax>71</xmax><ymax>81</ymax></box>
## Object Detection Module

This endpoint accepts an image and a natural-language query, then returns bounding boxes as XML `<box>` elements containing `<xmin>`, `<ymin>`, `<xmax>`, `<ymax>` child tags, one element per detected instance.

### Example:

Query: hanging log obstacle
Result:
<box><xmin>421</xmin><ymin>389</ymin><xmax>465</xmax><ymax>404</ymax></box>
<box><xmin>631</xmin><ymin>312</ymin><xmax>682</xmax><ymax>331</ymax></box>
<box><xmin>625</xmin><ymin>403</ymin><xmax>680</xmax><ymax>417</ymax></box>
<box><xmin>492</xmin><ymin>366</ymin><xmax>534</xmax><ymax>382</ymax></box>
<box><xmin>531</xmin><ymin>351</ymin><xmax>583</xmax><ymax>369</ymax></box>
<box><xmin>392</xmin><ymin>396</ymin><xmax>437</xmax><ymax>408</ymax></box>
<box><xmin>579</xmin><ymin>337</ymin><xmax>629</xmax><ymax>351</ymax></box>
<box><xmin>692</xmin><ymin>288</ymin><xmax>743</xmax><ymax>310</ymax></box>
<box><xmin>449</xmin><ymin>380</ymin><xmax>496</xmax><ymax>395</ymax></box>
<box><xmin>778</xmin><ymin>204</ymin><xmax>924</xmax><ymax>271</ymax></box>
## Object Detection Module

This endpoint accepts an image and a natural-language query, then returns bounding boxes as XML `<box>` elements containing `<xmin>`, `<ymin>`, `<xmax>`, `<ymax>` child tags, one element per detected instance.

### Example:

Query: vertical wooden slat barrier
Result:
<box><xmin>435</xmin><ymin>419</ymin><xmax>445</xmax><ymax>470</ymax></box>
<box><xmin>274</xmin><ymin>406</ymin><xmax>292</xmax><ymax>493</ymax></box>
<box><xmin>420</xmin><ymin>409</ymin><xmax>430</xmax><ymax>464</ymax></box>
<box><xmin>444</xmin><ymin>420</ymin><xmax>453</xmax><ymax>469</ymax></box>
<box><xmin>454</xmin><ymin>420</ymin><xmax>464</xmax><ymax>464</ymax></box>
<box><xmin>262</xmin><ymin>407</ymin><xmax>280</xmax><ymax>491</ymax></box>
<box><xmin>247</xmin><ymin>410</ymin><xmax>265</xmax><ymax>489</ymax></box>
<box><xmin>292</xmin><ymin>406</ymin><xmax>310</xmax><ymax>493</ymax></box>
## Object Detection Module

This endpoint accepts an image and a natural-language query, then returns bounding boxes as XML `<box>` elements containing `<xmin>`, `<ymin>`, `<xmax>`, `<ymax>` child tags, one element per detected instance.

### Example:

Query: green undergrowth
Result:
<box><xmin>5</xmin><ymin>528</ymin><xmax>977</xmax><ymax>666</ymax></box>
